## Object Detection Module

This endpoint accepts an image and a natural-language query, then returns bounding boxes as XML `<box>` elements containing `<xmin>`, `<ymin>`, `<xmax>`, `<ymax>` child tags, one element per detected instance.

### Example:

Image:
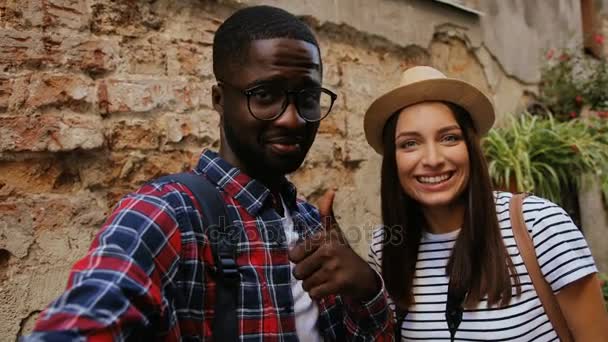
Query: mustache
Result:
<box><xmin>262</xmin><ymin>131</ymin><xmax>308</xmax><ymax>144</ymax></box>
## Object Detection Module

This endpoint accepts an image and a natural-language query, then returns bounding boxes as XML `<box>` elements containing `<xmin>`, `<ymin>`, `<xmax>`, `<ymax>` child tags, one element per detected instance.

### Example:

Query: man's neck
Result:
<box><xmin>218</xmin><ymin>148</ymin><xmax>284</xmax><ymax>193</ymax></box>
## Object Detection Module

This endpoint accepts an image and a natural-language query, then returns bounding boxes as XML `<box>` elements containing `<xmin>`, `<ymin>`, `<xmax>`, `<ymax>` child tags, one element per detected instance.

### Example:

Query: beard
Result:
<box><xmin>222</xmin><ymin>120</ymin><xmax>312</xmax><ymax>179</ymax></box>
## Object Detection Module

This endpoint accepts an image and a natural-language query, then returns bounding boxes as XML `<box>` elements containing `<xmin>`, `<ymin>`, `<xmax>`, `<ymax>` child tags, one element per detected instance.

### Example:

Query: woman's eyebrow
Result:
<box><xmin>395</xmin><ymin>125</ymin><xmax>461</xmax><ymax>139</ymax></box>
<box><xmin>395</xmin><ymin>131</ymin><xmax>420</xmax><ymax>139</ymax></box>
<box><xmin>438</xmin><ymin>125</ymin><xmax>461</xmax><ymax>133</ymax></box>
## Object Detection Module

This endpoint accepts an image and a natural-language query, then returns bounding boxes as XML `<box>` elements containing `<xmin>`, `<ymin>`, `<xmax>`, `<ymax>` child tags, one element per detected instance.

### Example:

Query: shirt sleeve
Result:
<box><xmin>25</xmin><ymin>186</ymin><xmax>184</xmax><ymax>341</ymax></box>
<box><xmin>340</xmin><ymin>273</ymin><xmax>393</xmax><ymax>341</ymax></box>
<box><xmin>338</xmin><ymin>226</ymin><xmax>393</xmax><ymax>341</ymax></box>
<box><xmin>367</xmin><ymin>227</ymin><xmax>385</xmax><ymax>274</ymax></box>
<box><xmin>523</xmin><ymin>195</ymin><xmax>598</xmax><ymax>292</ymax></box>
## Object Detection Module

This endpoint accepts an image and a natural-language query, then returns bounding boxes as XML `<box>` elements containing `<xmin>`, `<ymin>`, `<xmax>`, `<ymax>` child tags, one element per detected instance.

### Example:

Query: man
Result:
<box><xmin>26</xmin><ymin>5</ymin><xmax>392</xmax><ymax>341</ymax></box>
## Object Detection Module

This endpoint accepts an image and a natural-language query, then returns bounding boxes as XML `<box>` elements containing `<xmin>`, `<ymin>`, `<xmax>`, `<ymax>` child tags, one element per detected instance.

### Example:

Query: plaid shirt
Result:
<box><xmin>26</xmin><ymin>150</ymin><xmax>392</xmax><ymax>341</ymax></box>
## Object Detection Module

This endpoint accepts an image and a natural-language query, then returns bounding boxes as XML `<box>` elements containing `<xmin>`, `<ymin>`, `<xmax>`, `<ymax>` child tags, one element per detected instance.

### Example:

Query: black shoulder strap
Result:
<box><xmin>155</xmin><ymin>172</ymin><xmax>239</xmax><ymax>341</ymax></box>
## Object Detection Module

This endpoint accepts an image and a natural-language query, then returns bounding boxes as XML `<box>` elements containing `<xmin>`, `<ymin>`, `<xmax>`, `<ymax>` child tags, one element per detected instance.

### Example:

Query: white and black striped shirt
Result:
<box><xmin>369</xmin><ymin>192</ymin><xmax>597</xmax><ymax>341</ymax></box>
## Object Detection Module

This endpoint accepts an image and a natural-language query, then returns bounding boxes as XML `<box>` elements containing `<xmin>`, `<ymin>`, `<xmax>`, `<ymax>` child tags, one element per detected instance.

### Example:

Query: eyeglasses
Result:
<box><xmin>218</xmin><ymin>81</ymin><xmax>337</xmax><ymax>122</ymax></box>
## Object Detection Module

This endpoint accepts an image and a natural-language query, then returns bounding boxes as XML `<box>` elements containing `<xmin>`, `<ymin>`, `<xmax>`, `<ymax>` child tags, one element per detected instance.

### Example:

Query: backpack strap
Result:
<box><xmin>394</xmin><ymin>306</ymin><xmax>407</xmax><ymax>342</ymax></box>
<box><xmin>509</xmin><ymin>193</ymin><xmax>573</xmax><ymax>342</ymax></box>
<box><xmin>155</xmin><ymin>172</ymin><xmax>239</xmax><ymax>341</ymax></box>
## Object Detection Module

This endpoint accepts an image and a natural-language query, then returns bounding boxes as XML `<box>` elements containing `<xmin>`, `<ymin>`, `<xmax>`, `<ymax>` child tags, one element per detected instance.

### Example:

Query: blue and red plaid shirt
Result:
<box><xmin>26</xmin><ymin>150</ymin><xmax>392</xmax><ymax>341</ymax></box>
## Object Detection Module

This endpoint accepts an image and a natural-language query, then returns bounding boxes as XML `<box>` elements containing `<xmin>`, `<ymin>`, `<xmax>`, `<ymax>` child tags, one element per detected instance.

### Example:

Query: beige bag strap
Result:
<box><xmin>509</xmin><ymin>193</ymin><xmax>573</xmax><ymax>342</ymax></box>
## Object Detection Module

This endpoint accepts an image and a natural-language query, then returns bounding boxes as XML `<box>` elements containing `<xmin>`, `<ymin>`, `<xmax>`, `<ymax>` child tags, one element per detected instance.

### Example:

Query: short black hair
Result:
<box><xmin>212</xmin><ymin>5</ymin><xmax>321</xmax><ymax>80</ymax></box>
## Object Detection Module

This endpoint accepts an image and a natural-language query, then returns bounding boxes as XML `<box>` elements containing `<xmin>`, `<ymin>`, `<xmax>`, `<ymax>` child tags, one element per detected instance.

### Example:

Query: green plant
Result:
<box><xmin>483</xmin><ymin>113</ymin><xmax>608</xmax><ymax>205</ymax></box>
<box><xmin>539</xmin><ymin>49</ymin><xmax>582</xmax><ymax>120</ymax></box>
<box><xmin>585</xmin><ymin>116</ymin><xmax>608</xmax><ymax>202</ymax></box>
<box><xmin>600</xmin><ymin>273</ymin><xmax>608</xmax><ymax>311</ymax></box>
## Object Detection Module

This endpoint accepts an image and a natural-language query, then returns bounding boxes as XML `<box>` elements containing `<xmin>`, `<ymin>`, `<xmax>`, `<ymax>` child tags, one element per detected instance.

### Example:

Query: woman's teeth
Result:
<box><xmin>417</xmin><ymin>173</ymin><xmax>451</xmax><ymax>184</ymax></box>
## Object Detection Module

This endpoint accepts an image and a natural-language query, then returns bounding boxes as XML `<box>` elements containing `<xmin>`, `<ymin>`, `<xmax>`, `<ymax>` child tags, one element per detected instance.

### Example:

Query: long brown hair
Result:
<box><xmin>380</xmin><ymin>102</ymin><xmax>520</xmax><ymax>309</ymax></box>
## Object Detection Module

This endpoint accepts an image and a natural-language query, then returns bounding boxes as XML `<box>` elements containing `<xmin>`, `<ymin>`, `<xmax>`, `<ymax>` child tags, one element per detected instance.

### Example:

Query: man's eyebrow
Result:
<box><xmin>247</xmin><ymin>75</ymin><xmax>321</xmax><ymax>88</ymax></box>
<box><xmin>276</xmin><ymin>55</ymin><xmax>321</xmax><ymax>70</ymax></box>
<box><xmin>296</xmin><ymin>61</ymin><xmax>321</xmax><ymax>70</ymax></box>
<box><xmin>246</xmin><ymin>76</ymin><xmax>287</xmax><ymax>88</ymax></box>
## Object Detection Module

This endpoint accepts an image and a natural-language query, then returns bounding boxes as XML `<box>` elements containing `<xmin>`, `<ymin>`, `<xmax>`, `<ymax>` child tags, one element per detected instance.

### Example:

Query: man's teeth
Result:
<box><xmin>418</xmin><ymin>174</ymin><xmax>451</xmax><ymax>184</ymax></box>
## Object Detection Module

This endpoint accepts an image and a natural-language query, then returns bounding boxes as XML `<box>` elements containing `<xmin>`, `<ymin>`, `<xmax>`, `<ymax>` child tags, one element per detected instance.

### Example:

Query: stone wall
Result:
<box><xmin>0</xmin><ymin>0</ymin><xmax>595</xmax><ymax>339</ymax></box>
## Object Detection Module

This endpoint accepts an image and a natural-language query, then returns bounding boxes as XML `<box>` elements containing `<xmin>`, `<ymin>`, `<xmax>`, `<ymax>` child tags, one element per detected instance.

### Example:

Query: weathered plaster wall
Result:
<box><xmin>0</xmin><ymin>0</ymin><xmax>595</xmax><ymax>339</ymax></box>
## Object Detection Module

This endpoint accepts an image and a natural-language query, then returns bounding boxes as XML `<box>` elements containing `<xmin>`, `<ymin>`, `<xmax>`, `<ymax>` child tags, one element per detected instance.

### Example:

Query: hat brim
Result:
<box><xmin>364</xmin><ymin>78</ymin><xmax>495</xmax><ymax>155</ymax></box>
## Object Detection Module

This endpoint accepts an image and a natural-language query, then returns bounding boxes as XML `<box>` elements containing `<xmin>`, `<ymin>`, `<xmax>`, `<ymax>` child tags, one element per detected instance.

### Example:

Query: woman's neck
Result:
<box><xmin>421</xmin><ymin>201</ymin><xmax>465</xmax><ymax>234</ymax></box>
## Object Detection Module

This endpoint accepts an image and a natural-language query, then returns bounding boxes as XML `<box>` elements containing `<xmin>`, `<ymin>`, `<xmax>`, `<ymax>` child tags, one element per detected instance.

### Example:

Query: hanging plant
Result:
<box><xmin>539</xmin><ymin>36</ymin><xmax>608</xmax><ymax>121</ymax></box>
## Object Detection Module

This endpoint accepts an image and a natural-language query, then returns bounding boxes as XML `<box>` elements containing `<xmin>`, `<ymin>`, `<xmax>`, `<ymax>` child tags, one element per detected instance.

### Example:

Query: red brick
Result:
<box><xmin>125</xmin><ymin>38</ymin><xmax>168</xmax><ymax>75</ymax></box>
<box><xmin>0</xmin><ymin>76</ymin><xmax>10</xmax><ymax>111</ymax></box>
<box><xmin>8</xmin><ymin>74</ymin><xmax>33</xmax><ymax>111</ymax></box>
<box><xmin>98</xmin><ymin>78</ymin><xmax>209</xmax><ymax>114</ymax></box>
<box><xmin>0</xmin><ymin>29</ymin><xmax>50</xmax><ymax>70</ymax></box>
<box><xmin>0</xmin><ymin>26</ymin><xmax>119</xmax><ymax>74</ymax></box>
<box><xmin>65</xmin><ymin>38</ymin><xmax>119</xmax><ymax>74</ymax></box>
<box><xmin>0</xmin><ymin>193</ymin><xmax>106</xmax><ymax>236</ymax></box>
<box><xmin>25</xmin><ymin>73</ymin><xmax>94</xmax><ymax>111</ymax></box>
<box><xmin>0</xmin><ymin>158</ymin><xmax>71</xmax><ymax>193</ymax></box>
<box><xmin>79</xmin><ymin>150</ymin><xmax>195</xmax><ymax>191</ymax></box>
<box><xmin>1</xmin><ymin>0</ymin><xmax>87</xmax><ymax>30</ymax></box>
<box><xmin>159</xmin><ymin>111</ymin><xmax>219</xmax><ymax>147</ymax></box>
<box><xmin>0</xmin><ymin>201</ymin><xmax>35</xmax><ymax>259</ymax></box>
<box><xmin>163</xmin><ymin>11</ymin><xmax>220</xmax><ymax>45</ymax></box>
<box><xmin>40</xmin><ymin>0</ymin><xmax>90</xmax><ymax>30</ymax></box>
<box><xmin>168</xmin><ymin>43</ymin><xmax>212</xmax><ymax>77</ymax></box>
<box><xmin>0</xmin><ymin>114</ymin><xmax>104</xmax><ymax>152</ymax></box>
<box><xmin>131</xmin><ymin>150</ymin><xmax>195</xmax><ymax>184</ymax></box>
<box><xmin>98</xmin><ymin>78</ymin><xmax>164</xmax><ymax>114</ymax></box>
<box><xmin>170</xmin><ymin>80</ymin><xmax>209</xmax><ymax>113</ymax></box>
<box><xmin>107</xmin><ymin>119</ymin><xmax>160</xmax><ymax>150</ymax></box>
<box><xmin>91</xmin><ymin>0</ymin><xmax>161</xmax><ymax>36</ymax></box>
<box><xmin>0</xmin><ymin>1</ymin><xmax>35</xmax><ymax>29</ymax></box>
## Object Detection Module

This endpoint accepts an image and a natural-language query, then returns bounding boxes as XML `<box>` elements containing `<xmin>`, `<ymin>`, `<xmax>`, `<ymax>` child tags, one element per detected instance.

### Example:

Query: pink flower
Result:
<box><xmin>594</xmin><ymin>33</ymin><xmax>605</xmax><ymax>45</ymax></box>
<box><xmin>571</xmin><ymin>144</ymin><xmax>580</xmax><ymax>154</ymax></box>
<box><xmin>569</xmin><ymin>111</ymin><xmax>578</xmax><ymax>118</ymax></box>
<box><xmin>545</xmin><ymin>49</ymin><xmax>555</xmax><ymax>60</ymax></box>
<box><xmin>575</xmin><ymin>95</ymin><xmax>583</xmax><ymax>104</ymax></box>
<box><xmin>559</xmin><ymin>53</ymin><xmax>570</xmax><ymax>62</ymax></box>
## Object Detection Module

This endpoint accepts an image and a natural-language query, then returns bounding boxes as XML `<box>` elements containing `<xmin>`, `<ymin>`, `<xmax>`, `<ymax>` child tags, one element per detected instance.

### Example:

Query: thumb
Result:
<box><xmin>318</xmin><ymin>189</ymin><xmax>337</xmax><ymax>231</ymax></box>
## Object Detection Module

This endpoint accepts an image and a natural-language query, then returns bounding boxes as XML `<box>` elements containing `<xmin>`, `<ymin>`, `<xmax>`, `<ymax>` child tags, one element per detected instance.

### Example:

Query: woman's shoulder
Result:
<box><xmin>494</xmin><ymin>191</ymin><xmax>596</xmax><ymax>291</ymax></box>
<box><xmin>493</xmin><ymin>191</ymin><xmax>564</xmax><ymax>218</ymax></box>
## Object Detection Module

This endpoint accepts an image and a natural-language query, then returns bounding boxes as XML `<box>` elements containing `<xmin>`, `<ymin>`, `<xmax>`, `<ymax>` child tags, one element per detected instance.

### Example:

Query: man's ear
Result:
<box><xmin>212</xmin><ymin>84</ymin><xmax>224</xmax><ymax>117</ymax></box>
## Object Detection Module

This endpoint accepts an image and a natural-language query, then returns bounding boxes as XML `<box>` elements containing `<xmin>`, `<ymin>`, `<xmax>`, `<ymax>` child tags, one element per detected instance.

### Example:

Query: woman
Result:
<box><xmin>363</xmin><ymin>66</ymin><xmax>608</xmax><ymax>341</ymax></box>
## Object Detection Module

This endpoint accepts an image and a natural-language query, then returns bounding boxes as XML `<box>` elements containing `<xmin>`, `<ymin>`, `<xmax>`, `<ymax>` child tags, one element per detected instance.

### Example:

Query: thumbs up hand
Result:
<box><xmin>288</xmin><ymin>189</ymin><xmax>380</xmax><ymax>301</ymax></box>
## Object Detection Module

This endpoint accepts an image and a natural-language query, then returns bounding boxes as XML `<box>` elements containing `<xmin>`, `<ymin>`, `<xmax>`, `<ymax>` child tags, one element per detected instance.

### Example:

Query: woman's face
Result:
<box><xmin>394</xmin><ymin>101</ymin><xmax>470</xmax><ymax>210</ymax></box>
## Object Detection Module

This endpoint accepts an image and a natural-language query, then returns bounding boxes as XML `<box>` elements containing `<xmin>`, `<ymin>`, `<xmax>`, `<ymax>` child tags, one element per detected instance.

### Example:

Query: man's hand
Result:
<box><xmin>288</xmin><ymin>190</ymin><xmax>380</xmax><ymax>301</ymax></box>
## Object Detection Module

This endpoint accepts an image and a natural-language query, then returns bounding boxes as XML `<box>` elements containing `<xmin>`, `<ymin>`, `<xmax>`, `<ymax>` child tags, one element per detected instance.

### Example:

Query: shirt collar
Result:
<box><xmin>195</xmin><ymin>150</ymin><xmax>299</xmax><ymax>216</ymax></box>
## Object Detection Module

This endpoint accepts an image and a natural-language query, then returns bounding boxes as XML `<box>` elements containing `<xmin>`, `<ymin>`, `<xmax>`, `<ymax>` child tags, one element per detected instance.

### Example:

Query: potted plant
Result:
<box><xmin>482</xmin><ymin>113</ymin><xmax>608</xmax><ymax>206</ymax></box>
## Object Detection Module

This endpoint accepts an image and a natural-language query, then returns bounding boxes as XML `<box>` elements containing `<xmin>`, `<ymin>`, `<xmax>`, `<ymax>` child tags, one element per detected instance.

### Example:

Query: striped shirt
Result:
<box><xmin>27</xmin><ymin>149</ymin><xmax>392</xmax><ymax>341</ymax></box>
<box><xmin>369</xmin><ymin>191</ymin><xmax>597</xmax><ymax>341</ymax></box>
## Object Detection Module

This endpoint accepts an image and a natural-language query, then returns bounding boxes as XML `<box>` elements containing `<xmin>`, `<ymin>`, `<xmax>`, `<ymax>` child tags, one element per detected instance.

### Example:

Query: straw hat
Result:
<box><xmin>363</xmin><ymin>66</ymin><xmax>495</xmax><ymax>154</ymax></box>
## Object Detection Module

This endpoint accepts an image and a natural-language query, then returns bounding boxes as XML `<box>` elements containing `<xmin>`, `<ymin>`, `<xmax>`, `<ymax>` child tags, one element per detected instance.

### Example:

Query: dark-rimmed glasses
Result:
<box><xmin>218</xmin><ymin>81</ymin><xmax>337</xmax><ymax>122</ymax></box>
